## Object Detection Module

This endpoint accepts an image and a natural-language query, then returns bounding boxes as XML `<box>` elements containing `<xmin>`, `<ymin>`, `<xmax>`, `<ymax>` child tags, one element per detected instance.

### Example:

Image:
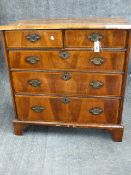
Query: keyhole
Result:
<box><xmin>61</xmin><ymin>73</ymin><xmax>71</xmax><ymax>81</ymax></box>
<box><xmin>64</xmin><ymin>98</ymin><xmax>67</xmax><ymax>103</ymax></box>
<box><xmin>63</xmin><ymin>53</ymin><xmax>66</xmax><ymax>58</ymax></box>
<box><xmin>64</xmin><ymin>75</ymin><xmax>67</xmax><ymax>79</ymax></box>
<box><xmin>61</xmin><ymin>97</ymin><xmax>70</xmax><ymax>104</ymax></box>
<box><xmin>59</xmin><ymin>51</ymin><xmax>69</xmax><ymax>59</ymax></box>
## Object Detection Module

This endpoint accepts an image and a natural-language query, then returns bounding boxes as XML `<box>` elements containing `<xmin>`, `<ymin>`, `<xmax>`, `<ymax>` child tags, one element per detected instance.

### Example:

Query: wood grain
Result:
<box><xmin>118</xmin><ymin>30</ymin><xmax>131</xmax><ymax>123</ymax></box>
<box><xmin>15</xmin><ymin>95</ymin><xmax>120</xmax><ymax>124</ymax></box>
<box><xmin>9</xmin><ymin>50</ymin><xmax>125</xmax><ymax>72</ymax></box>
<box><xmin>0</xmin><ymin>18</ymin><xmax>131</xmax><ymax>30</ymax></box>
<box><xmin>65</xmin><ymin>30</ymin><xmax>127</xmax><ymax>48</ymax></box>
<box><xmin>12</xmin><ymin>72</ymin><xmax>123</xmax><ymax>96</ymax></box>
<box><xmin>13</xmin><ymin>119</ymin><xmax>124</xmax><ymax>141</ymax></box>
<box><xmin>1</xmin><ymin>18</ymin><xmax>130</xmax><ymax>140</ymax></box>
<box><xmin>13</xmin><ymin>122</ymin><xmax>28</xmax><ymax>135</ymax></box>
<box><xmin>109</xmin><ymin>127</ymin><xmax>124</xmax><ymax>142</ymax></box>
<box><xmin>5</xmin><ymin>30</ymin><xmax>63</xmax><ymax>48</ymax></box>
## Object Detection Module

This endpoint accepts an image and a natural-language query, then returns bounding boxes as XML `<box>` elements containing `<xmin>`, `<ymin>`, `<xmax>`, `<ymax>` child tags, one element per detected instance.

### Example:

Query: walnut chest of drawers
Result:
<box><xmin>1</xmin><ymin>18</ymin><xmax>131</xmax><ymax>141</ymax></box>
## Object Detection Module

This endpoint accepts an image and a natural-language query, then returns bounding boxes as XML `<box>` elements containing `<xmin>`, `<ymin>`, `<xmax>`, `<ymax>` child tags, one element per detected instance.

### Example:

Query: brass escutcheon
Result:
<box><xmin>90</xmin><ymin>80</ymin><xmax>104</xmax><ymax>89</ymax></box>
<box><xmin>61</xmin><ymin>72</ymin><xmax>71</xmax><ymax>81</ymax></box>
<box><xmin>89</xmin><ymin>107</ymin><xmax>103</xmax><ymax>115</ymax></box>
<box><xmin>26</xmin><ymin>34</ymin><xmax>41</xmax><ymax>42</ymax></box>
<box><xmin>88</xmin><ymin>33</ymin><xmax>103</xmax><ymax>42</ymax></box>
<box><xmin>28</xmin><ymin>79</ymin><xmax>41</xmax><ymax>87</ymax></box>
<box><xmin>59</xmin><ymin>51</ymin><xmax>69</xmax><ymax>59</ymax></box>
<box><xmin>61</xmin><ymin>97</ymin><xmax>71</xmax><ymax>104</ymax></box>
<box><xmin>26</xmin><ymin>56</ymin><xmax>40</xmax><ymax>64</ymax></box>
<box><xmin>31</xmin><ymin>106</ymin><xmax>45</xmax><ymax>113</ymax></box>
<box><xmin>91</xmin><ymin>57</ymin><xmax>104</xmax><ymax>65</ymax></box>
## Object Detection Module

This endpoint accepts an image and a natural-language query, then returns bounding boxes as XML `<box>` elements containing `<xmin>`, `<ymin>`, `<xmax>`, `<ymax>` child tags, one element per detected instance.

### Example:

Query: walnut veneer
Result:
<box><xmin>0</xmin><ymin>18</ymin><xmax>131</xmax><ymax>141</ymax></box>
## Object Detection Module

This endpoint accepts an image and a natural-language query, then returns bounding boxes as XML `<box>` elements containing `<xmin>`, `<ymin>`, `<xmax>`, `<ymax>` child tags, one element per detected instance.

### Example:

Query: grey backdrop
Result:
<box><xmin>0</xmin><ymin>0</ymin><xmax>131</xmax><ymax>72</ymax></box>
<box><xmin>0</xmin><ymin>1</ymin><xmax>131</xmax><ymax>175</ymax></box>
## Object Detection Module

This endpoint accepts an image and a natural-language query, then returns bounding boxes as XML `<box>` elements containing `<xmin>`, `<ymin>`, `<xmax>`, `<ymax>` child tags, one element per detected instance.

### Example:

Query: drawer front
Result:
<box><xmin>65</xmin><ymin>30</ymin><xmax>127</xmax><ymax>48</ymax></box>
<box><xmin>9</xmin><ymin>50</ymin><xmax>125</xmax><ymax>72</ymax></box>
<box><xmin>12</xmin><ymin>72</ymin><xmax>123</xmax><ymax>96</ymax></box>
<box><xmin>15</xmin><ymin>95</ymin><xmax>120</xmax><ymax>124</ymax></box>
<box><xmin>5</xmin><ymin>30</ymin><xmax>63</xmax><ymax>48</ymax></box>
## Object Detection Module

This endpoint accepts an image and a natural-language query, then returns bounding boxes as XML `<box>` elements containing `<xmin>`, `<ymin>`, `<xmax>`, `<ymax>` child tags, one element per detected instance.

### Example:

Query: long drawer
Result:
<box><xmin>9</xmin><ymin>50</ymin><xmax>125</xmax><ymax>72</ymax></box>
<box><xmin>12</xmin><ymin>72</ymin><xmax>123</xmax><ymax>96</ymax></box>
<box><xmin>15</xmin><ymin>95</ymin><xmax>120</xmax><ymax>124</ymax></box>
<box><xmin>5</xmin><ymin>30</ymin><xmax>63</xmax><ymax>48</ymax></box>
<box><xmin>65</xmin><ymin>30</ymin><xmax>127</xmax><ymax>48</ymax></box>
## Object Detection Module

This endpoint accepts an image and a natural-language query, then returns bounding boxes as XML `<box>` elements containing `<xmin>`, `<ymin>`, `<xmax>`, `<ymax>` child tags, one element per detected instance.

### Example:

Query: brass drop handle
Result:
<box><xmin>88</xmin><ymin>33</ymin><xmax>103</xmax><ymax>42</ymax></box>
<box><xmin>26</xmin><ymin>34</ymin><xmax>41</xmax><ymax>42</ymax></box>
<box><xmin>61</xmin><ymin>73</ymin><xmax>71</xmax><ymax>81</ymax></box>
<box><xmin>31</xmin><ymin>106</ymin><xmax>45</xmax><ymax>113</ymax></box>
<box><xmin>91</xmin><ymin>57</ymin><xmax>104</xmax><ymax>65</ymax></box>
<box><xmin>26</xmin><ymin>56</ymin><xmax>40</xmax><ymax>64</ymax></box>
<box><xmin>28</xmin><ymin>79</ymin><xmax>41</xmax><ymax>87</ymax></box>
<box><xmin>61</xmin><ymin>97</ymin><xmax>71</xmax><ymax>104</ymax></box>
<box><xmin>89</xmin><ymin>107</ymin><xmax>103</xmax><ymax>115</ymax></box>
<box><xmin>59</xmin><ymin>51</ymin><xmax>69</xmax><ymax>60</ymax></box>
<box><xmin>90</xmin><ymin>80</ymin><xmax>104</xmax><ymax>89</ymax></box>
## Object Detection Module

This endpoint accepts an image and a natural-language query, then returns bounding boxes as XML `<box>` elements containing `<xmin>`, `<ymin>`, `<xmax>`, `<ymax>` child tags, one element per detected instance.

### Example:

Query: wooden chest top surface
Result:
<box><xmin>0</xmin><ymin>18</ymin><xmax>131</xmax><ymax>30</ymax></box>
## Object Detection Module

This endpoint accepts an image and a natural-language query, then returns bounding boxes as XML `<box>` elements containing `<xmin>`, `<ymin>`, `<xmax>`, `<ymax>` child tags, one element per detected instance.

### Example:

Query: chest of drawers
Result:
<box><xmin>0</xmin><ymin>18</ymin><xmax>131</xmax><ymax>141</ymax></box>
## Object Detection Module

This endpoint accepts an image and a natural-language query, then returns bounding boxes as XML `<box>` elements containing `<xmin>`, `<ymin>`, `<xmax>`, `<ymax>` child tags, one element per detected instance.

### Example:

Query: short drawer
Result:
<box><xmin>12</xmin><ymin>72</ymin><xmax>123</xmax><ymax>96</ymax></box>
<box><xmin>15</xmin><ymin>95</ymin><xmax>120</xmax><ymax>124</ymax></box>
<box><xmin>65</xmin><ymin>30</ymin><xmax>127</xmax><ymax>48</ymax></box>
<box><xmin>5</xmin><ymin>30</ymin><xmax>63</xmax><ymax>48</ymax></box>
<box><xmin>9</xmin><ymin>50</ymin><xmax>125</xmax><ymax>72</ymax></box>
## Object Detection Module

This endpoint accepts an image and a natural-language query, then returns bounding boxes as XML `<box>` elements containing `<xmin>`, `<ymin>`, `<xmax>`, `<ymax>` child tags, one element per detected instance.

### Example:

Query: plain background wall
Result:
<box><xmin>0</xmin><ymin>0</ymin><xmax>131</xmax><ymax>72</ymax></box>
